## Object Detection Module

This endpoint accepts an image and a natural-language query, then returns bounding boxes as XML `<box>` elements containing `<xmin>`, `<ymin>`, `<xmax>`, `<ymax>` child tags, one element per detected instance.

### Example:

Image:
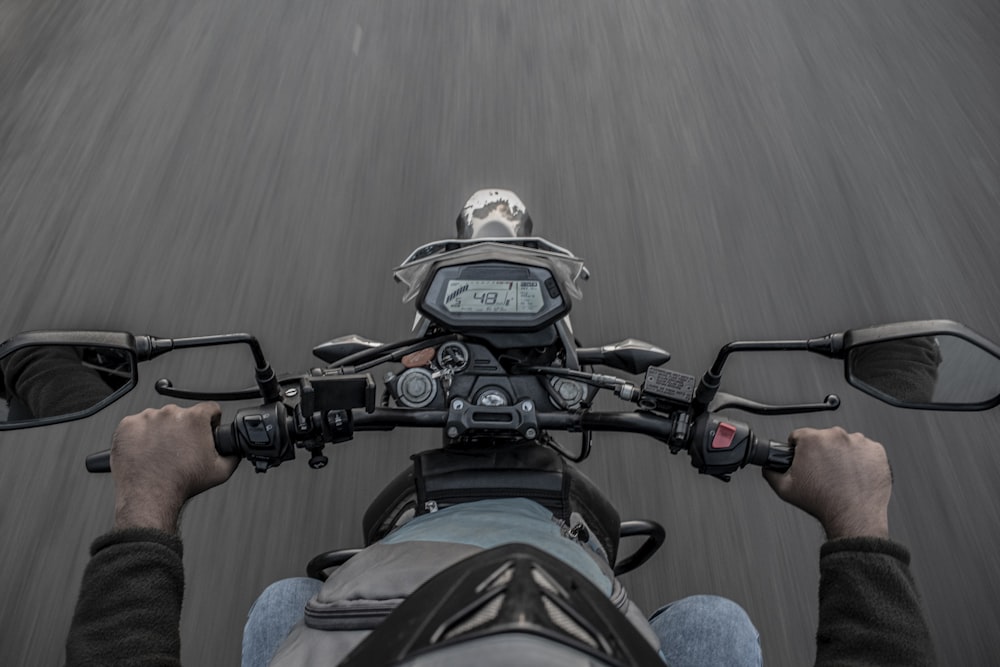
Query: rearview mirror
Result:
<box><xmin>0</xmin><ymin>331</ymin><xmax>139</xmax><ymax>429</ymax></box>
<box><xmin>843</xmin><ymin>321</ymin><xmax>1000</xmax><ymax>410</ymax></box>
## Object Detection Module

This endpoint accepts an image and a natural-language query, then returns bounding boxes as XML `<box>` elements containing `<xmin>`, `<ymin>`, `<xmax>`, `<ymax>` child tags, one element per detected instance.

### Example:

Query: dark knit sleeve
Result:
<box><xmin>816</xmin><ymin>537</ymin><xmax>935</xmax><ymax>666</ymax></box>
<box><xmin>65</xmin><ymin>528</ymin><xmax>185</xmax><ymax>667</ymax></box>
<box><xmin>2</xmin><ymin>346</ymin><xmax>119</xmax><ymax>419</ymax></box>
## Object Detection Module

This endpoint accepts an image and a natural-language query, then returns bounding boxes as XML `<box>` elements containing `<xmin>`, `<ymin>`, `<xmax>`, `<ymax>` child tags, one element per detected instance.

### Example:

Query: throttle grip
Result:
<box><xmin>85</xmin><ymin>450</ymin><xmax>111</xmax><ymax>473</ymax></box>
<box><xmin>762</xmin><ymin>440</ymin><xmax>794</xmax><ymax>473</ymax></box>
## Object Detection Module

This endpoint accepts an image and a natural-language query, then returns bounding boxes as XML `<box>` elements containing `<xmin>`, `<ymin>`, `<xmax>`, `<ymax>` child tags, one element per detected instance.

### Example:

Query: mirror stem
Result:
<box><xmin>693</xmin><ymin>336</ymin><xmax>841</xmax><ymax>413</ymax></box>
<box><xmin>135</xmin><ymin>336</ymin><xmax>174</xmax><ymax>362</ymax></box>
<box><xmin>136</xmin><ymin>334</ymin><xmax>282</xmax><ymax>403</ymax></box>
<box><xmin>805</xmin><ymin>333</ymin><xmax>845</xmax><ymax>358</ymax></box>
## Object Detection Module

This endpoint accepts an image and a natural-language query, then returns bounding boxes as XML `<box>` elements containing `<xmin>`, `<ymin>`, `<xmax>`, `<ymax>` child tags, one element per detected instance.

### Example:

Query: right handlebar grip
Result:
<box><xmin>763</xmin><ymin>440</ymin><xmax>794</xmax><ymax>473</ymax></box>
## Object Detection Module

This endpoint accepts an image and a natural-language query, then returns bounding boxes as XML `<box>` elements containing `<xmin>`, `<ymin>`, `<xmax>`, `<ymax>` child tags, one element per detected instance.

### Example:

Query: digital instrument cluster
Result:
<box><xmin>418</xmin><ymin>262</ymin><xmax>568</xmax><ymax>331</ymax></box>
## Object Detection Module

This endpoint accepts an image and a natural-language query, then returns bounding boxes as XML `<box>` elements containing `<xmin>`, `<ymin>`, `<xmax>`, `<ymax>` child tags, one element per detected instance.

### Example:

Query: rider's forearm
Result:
<box><xmin>815</xmin><ymin>537</ymin><xmax>935</xmax><ymax>667</ymax></box>
<box><xmin>65</xmin><ymin>528</ymin><xmax>184</xmax><ymax>667</ymax></box>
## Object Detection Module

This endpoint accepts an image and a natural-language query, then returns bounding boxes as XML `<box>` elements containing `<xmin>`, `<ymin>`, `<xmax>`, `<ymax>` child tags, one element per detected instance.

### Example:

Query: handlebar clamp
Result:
<box><xmin>444</xmin><ymin>398</ymin><xmax>541</xmax><ymax>443</ymax></box>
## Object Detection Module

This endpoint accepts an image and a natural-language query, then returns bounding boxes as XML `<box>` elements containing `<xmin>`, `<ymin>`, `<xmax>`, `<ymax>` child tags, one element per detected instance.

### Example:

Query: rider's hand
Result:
<box><xmin>764</xmin><ymin>427</ymin><xmax>891</xmax><ymax>540</ymax></box>
<box><xmin>111</xmin><ymin>402</ymin><xmax>238</xmax><ymax>533</ymax></box>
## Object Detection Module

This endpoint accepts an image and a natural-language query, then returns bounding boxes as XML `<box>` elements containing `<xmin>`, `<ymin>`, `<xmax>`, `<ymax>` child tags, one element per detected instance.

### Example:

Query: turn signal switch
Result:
<box><xmin>215</xmin><ymin>403</ymin><xmax>293</xmax><ymax>473</ymax></box>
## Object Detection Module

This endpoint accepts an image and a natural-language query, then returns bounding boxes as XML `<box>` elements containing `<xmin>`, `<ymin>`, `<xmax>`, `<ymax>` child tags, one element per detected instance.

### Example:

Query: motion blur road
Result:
<box><xmin>2</xmin><ymin>1</ymin><xmax>998</xmax><ymax>664</ymax></box>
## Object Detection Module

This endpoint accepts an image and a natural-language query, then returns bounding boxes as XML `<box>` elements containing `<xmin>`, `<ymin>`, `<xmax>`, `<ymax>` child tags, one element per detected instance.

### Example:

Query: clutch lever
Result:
<box><xmin>155</xmin><ymin>378</ymin><xmax>263</xmax><ymax>401</ymax></box>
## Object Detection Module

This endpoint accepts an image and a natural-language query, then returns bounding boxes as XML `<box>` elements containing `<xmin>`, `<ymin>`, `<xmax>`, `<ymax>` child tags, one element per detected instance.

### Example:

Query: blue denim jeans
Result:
<box><xmin>650</xmin><ymin>595</ymin><xmax>762</xmax><ymax>666</ymax></box>
<box><xmin>242</xmin><ymin>577</ymin><xmax>322</xmax><ymax>666</ymax></box>
<box><xmin>242</xmin><ymin>581</ymin><xmax>761</xmax><ymax>666</ymax></box>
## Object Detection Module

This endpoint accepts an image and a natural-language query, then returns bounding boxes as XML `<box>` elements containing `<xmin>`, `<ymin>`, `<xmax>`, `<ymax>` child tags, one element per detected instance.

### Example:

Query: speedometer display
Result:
<box><xmin>443</xmin><ymin>280</ymin><xmax>544</xmax><ymax>314</ymax></box>
<box><xmin>417</xmin><ymin>261</ymin><xmax>570</xmax><ymax>332</ymax></box>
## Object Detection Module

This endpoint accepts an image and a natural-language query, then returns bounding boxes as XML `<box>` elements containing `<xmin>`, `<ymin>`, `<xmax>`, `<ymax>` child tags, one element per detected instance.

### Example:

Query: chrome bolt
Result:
<box><xmin>284</xmin><ymin>388</ymin><xmax>298</xmax><ymax>397</ymax></box>
<box><xmin>447</xmin><ymin>426</ymin><xmax>459</xmax><ymax>438</ymax></box>
<box><xmin>525</xmin><ymin>428</ymin><xmax>538</xmax><ymax>439</ymax></box>
<box><xmin>452</xmin><ymin>399</ymin><xmax>464</xmax><ymax>410</ymax></box>
<box><xmin>521</xmin><ymin>401</ymin><xmax>533</xmax><ymax>412</ymax></box>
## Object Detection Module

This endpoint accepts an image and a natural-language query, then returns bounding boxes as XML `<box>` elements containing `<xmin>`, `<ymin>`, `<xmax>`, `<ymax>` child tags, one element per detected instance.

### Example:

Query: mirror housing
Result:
<box><xmin>576</xmin><ymin>339</ymin><xmax>671</xmax><ymax>374</ymax></box>
<box><xmin>313</xmin><ymin>335</ymin><xmax>385</xmax><ymax>364</ymax></box>
<box><xmin>0</xmin><ymin>331</ymin><xmax>139</xmax><ymax>429</ymax></box>
<box><xmin>842</xmin><ymin>320</ymin><xmax>1000</xmax><ymax>410</ymax></box>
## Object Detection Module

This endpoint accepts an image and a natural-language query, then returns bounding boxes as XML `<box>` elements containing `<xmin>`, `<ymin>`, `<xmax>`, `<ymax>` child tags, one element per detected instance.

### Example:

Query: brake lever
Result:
<box><xmin>708</xmin><ymin>391</ymin><xmax>840</xmax><ymax>415</ymax></box>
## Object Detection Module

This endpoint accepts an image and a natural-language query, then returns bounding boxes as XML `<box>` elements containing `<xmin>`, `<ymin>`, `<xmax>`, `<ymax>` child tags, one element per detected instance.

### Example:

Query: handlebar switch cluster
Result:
<box><xmin>688</xmin><ymin>415</ymin><xmax>754</xmax><ymax>482</ymax></box>
<box><xmin>241</xmin><ymin>414</ymin><xmax>273</xmax><ymax>447</ymax></box>
<box><xmin>227</xmin><ymin>403</ymin><xmax>294</xmax><ymax>473</ymax></box>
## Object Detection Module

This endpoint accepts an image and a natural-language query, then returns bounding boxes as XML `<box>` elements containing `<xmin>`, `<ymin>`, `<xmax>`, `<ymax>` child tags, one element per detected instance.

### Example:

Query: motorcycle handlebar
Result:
<box><xmin>350</xmin><ymin>409</ymin><xmax>679</xmax><ymax>439</ymax></box>
<box><xmin>85</xmin><ymin>408</ymin><xmax>795</xmax><ymax>477</ymax></box>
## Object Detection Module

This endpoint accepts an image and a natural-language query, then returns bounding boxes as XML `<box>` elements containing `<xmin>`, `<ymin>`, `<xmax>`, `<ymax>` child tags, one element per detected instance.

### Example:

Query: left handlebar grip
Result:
<box><xmin>86</xmin><ymin>450</ymin><xmax>111</xmax><ymax>473</ymax></box>
<box><xmin>214</xmin><ymin>422</ymin><xmax>239</xmax><ymax>457</ymax></box>
<box><xmin>85</xmin><ymin>424</ymin><xmax>240</xmax><ymax>474</ymax></box>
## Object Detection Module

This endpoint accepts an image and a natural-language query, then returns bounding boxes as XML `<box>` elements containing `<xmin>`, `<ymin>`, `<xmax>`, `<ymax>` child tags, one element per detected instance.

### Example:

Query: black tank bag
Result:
<box><xmin>362</xmin><ymin>443</ymin><xmax>622</xmax><ymax>564</ymax></box>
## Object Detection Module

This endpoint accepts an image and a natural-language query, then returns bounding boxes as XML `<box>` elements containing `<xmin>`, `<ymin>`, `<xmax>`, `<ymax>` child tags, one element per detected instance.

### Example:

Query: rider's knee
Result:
<box><xmin>246</xmin><ymin>577</ymin><xmax>321</xmax><ymax>620</ymax></box>
<box><xmin>654</xmin><ymin>594</ymin><xmax>755</xmax><ymax>627</ymax></box>
<box><xmin>649</xmin><ymin>595</ymin><xmax>761</xmax><ymax>667</ymax></box>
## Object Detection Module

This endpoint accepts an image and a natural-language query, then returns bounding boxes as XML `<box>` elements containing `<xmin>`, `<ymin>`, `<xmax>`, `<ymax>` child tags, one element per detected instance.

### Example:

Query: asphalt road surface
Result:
<box><xmin>2</xmin><ymin>1</ymin><xmax>998</xmax><ymax>664</ymax></box>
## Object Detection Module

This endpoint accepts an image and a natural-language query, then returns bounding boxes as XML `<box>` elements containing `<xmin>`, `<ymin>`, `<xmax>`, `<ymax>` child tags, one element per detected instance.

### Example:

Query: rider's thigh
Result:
<box><xmin>649</xmin><ymin>594</ymin><xmax>762</xmax><ymax>667</ymax></box>
<box><xmin>243</xmin><ymin>577</ymin><xmax>322</xmax><ymax>667</ymax></box>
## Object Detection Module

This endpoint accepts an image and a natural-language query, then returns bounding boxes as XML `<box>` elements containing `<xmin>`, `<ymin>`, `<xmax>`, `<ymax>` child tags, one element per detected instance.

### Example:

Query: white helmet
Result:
<box><xmin>456</xmin><ymin>189</ymin><xmax>534</xmax><ymax>239</ymax></box>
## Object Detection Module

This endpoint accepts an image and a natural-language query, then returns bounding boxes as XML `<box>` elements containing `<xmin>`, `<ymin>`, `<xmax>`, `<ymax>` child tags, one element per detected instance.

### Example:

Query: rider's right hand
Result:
<box><xmin>764</xmin><ymin>427</ymin><xmax>892</xmax><ymax>540</ymax></box>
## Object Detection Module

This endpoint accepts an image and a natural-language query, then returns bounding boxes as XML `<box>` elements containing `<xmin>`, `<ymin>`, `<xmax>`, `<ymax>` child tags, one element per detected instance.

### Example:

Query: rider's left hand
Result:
<box><xmin>111</xmin><ymin>402</ymin><xmax>238</xmax><ymax>533</ymax></box>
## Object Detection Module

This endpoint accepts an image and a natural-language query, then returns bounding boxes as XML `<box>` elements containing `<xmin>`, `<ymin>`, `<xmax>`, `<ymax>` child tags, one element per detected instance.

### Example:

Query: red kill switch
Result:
<box><xmin>711</xmin><ymin>422</ymin><xmax>737</xmax><ymax>450</ymax></box>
